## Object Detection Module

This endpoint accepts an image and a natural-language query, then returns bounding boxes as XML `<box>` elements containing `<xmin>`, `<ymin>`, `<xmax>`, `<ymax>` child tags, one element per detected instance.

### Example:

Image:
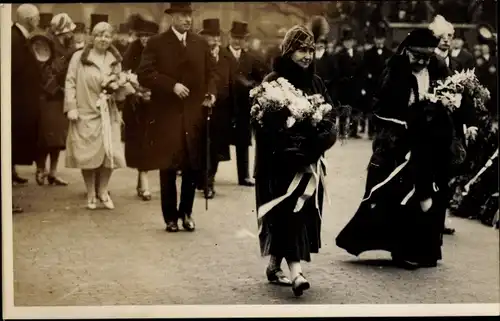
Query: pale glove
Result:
<box><xmin>67</xmin><ymin>109</ymin><xmax>79</xmax><ymax>121</ymax></box>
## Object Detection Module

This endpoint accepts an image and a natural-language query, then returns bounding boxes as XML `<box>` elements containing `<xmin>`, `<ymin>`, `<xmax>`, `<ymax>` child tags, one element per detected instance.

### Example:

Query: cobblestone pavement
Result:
<box><xmin>10</xmin><ymin>139</ymin><xmax>499</xmax><ymax>306</ymax></box>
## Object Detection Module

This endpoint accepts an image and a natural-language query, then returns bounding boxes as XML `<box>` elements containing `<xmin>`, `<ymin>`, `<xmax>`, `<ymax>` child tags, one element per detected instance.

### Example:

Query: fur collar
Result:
<box><xmin>272</xmin><ymin>55</ymin><xmax>315</xmax><ymax>90</ymax></box>
<box><xmin>80</xmin><ymin>43</ymin><xmax>122</xmax><ymax>66</ymax></box>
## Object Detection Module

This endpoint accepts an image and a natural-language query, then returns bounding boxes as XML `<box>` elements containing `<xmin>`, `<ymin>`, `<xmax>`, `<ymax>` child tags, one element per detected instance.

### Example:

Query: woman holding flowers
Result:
<box><xmin>64</xmin><ymin>22</ymin><xmax>126</xmax><ymax>210</ymax></box>
<box><xmin>252</xmin><ymin>21</ymin><xmax>337</xmax><ymax>297</ymax></box>
<box><xmin>336</xmin><ymin>29</ymin><xmax>490</xmax><ymax>269</ymax></box>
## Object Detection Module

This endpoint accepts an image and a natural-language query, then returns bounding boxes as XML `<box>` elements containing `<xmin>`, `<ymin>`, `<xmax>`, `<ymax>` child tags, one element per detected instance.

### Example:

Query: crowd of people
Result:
<box><xmin>9</xmin><ymin>2</ymin><xmax>498</xmax><ymax>297</ymax></box>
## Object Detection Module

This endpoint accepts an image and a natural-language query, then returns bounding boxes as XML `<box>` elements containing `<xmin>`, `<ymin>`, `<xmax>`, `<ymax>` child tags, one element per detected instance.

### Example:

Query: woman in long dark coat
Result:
<box><xmin>336</xmin><ymin>29</ymin><xmax>460</xmax><ymax>269</ymax></box>
<box><xmin>36</xmin><ymin>13</ymin><xmax>77</xmax><ymax>186</ymax></box>
<box><xmin>122</xmin><ymin>16</ymin><xmax>159</xmax><ymax>201</ymax></box>
<box><xmin>254</xmin><ymin>24</ymin><xmax>337</xmax><ymax>296</ymax></box>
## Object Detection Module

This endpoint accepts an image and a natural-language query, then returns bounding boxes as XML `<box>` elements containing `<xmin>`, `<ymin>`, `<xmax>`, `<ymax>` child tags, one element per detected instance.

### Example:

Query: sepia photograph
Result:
<box><xmin>1</xmin><ymin>1</ymin><xmax>499</xmax><ymax>318</ymax></box>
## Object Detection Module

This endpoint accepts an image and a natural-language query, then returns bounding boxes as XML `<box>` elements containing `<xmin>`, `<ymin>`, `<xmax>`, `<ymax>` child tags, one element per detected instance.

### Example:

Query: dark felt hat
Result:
<box><xmin>165</xmin><ymin>2</ymin><xmax>193</xmax><ymax>14</ymax></box>
<box><xmin>137</xmin><ymin>20</ymin><xmax>159</xmax><ymax>35</ymax></box>
<box><xmin>396</xmin><ymin>28</ymin><xmax>440</xmax><ymax>53</ymax></box>
<box><xmin>230</xmin><ymin>21</ymin><xmax>250</xmax><ymax>37</ymax></box>
<box><xmin>117</xmin><ymin>23</ymin><xmax>129</xmax><ymax>34</ymax></box>
<box><xmin>39</xmin><ymin>13</ymin><xmax>53</xmax><ymax>30</ymax></box>
<box><xmin>90</xmin><ymin>14</ymin><xmax>108</xmax><ymax>31</ymax></box>
<box><xmin>200</xmin><ymin>18</ymin><xmax>221</xmax><ymax>36</ymax></box>
<box><xmin>74</xmin><ymin>22</ymin><xmax>86</xmax><ymax>34</ymax></box>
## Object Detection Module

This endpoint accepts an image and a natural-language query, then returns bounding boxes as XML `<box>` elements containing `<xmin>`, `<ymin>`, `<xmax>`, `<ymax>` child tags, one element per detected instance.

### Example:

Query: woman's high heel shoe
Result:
<box><xmin>87</xmin><ymin>197</ymin><xmax>97</xmax><ymax>210</ymax></box>
<box><xmin>35</xmin><ymin>171</ymin><xmax>47</xmax><ymax>186</ymax></box>
<box><xmin>47</xmin><ymin>175</ymin><xmax>68</xmax><ymax>186</ymax></box>
<box><xmin>99</xmin><ymin>193</ymin><xmax>115</xmax><ymax>210</ymax></box>
<box><xmin>137</xmin><ymin>189</ymin><xmax>152</xmax><ymax>201</ymax></box>
<box><xmin>292</xmin><ymin>273</ymin><xmax>310</xmax><ymax>297</ymax></box>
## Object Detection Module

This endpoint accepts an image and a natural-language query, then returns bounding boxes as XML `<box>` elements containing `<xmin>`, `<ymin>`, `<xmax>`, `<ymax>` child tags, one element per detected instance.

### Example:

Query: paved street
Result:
<box><xmin>10</xmin><ymin>139</ymin><xmax>499</xmax><ymax>306</ymax></box>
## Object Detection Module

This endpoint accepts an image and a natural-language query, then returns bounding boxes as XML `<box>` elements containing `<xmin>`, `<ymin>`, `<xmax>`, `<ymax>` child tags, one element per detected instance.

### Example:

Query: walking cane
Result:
<box><xmin>205</xmin><ymin>103</ymin><xmax>213</xmax><ymax>211</ymax></box>
<box><xmin>462</xmin><ymin>148</ymin><xmax>499</xmax><ymax>196</ymax></box>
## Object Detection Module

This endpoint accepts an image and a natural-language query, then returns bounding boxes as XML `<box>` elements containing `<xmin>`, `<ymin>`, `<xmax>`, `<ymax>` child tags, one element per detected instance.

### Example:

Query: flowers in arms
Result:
<box><xmin>249</xmin><ymin>77</ymin><xmax>332</xmax><ymax>129</ymax></box>
<box><xmin>423</xmin><ymin>69</ymin><xmax>490</xmax><ymax>112</ymax></box>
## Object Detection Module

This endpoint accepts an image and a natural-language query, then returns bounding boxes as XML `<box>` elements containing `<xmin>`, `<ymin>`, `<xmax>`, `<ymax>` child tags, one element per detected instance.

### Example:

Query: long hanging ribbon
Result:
<box><xmin>257</xmin><ymin>156</ymin><xmax>329</xmax><ymax>224</ymax></box>
<box><xmin>96</xmin><ymin>94</ymin><xmax>114</xmax><ymax>168</ymax></box>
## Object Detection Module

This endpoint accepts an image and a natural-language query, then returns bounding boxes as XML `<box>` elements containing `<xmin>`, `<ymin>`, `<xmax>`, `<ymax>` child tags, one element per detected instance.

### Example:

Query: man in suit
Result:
<box><xmin>11</xmin><ymin>4</ymin><xmax>43</xmax><ymax>213</ymax></box>
<box><xmin>113</xmin><ymin>23</ymin><xmax>130</xmax><ymax>57</ymax></box>
<box><xmin>198</xmin><ymin>18</ymin><xmax>233</xmax><ymax>199</ymax></box>
<box><xmin>137</xmin><ymin>2</ymin><xmax>217</xmax><ymax>233</ymax></box>
<box><xmin>227</xmin><ymin>21</ymin><xmax>263</xmax><ymax>187</ymax></box>
<box><xmin>335</xmin><ymin>25</ymin><xmax>364</xmax><ymax>139</ymax></box>
<box><xmin>359</xmin><ymin>21</ymin><xmax>393</xmax><ymax>139</ymax></box>
<box><xmin>450</xmin><ymin>30</ymin><xmax>475</xmax><ymax>71</ymax></box>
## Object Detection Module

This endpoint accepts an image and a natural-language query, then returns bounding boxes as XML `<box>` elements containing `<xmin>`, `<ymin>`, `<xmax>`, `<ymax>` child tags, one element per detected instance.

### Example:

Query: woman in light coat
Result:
<box><xmin>64</xmin><ymin>22</ymin><xmax>126</xmax><ymax>210</ymax></box>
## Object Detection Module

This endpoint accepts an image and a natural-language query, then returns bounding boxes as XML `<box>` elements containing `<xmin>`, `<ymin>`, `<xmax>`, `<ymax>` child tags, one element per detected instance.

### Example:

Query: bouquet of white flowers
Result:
<box><xmin>423</xmin><ymin>69</ymin><xmax>490</xmax><ymax>112</ymax></box>
<box><xmin>249</xmin><ymin>77</ymin><xmax>333</xmax><ymax>129</ymax></box>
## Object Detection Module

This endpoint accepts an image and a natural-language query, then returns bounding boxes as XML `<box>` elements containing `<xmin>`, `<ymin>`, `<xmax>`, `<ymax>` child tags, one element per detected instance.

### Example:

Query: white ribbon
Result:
<box><xmin>257</xmin><ymin>156</ymin><xmax>330</xmax><ymax>226</ymax></box>
<box><xmin>96</xmin><ymin>94</ymin><xmax>115</xmax><ymax>168</ymax></box>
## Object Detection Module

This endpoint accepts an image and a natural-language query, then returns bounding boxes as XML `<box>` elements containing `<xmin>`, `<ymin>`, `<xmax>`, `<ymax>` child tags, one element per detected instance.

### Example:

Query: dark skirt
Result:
<box><xmin>336</xmin><ymin>159</ymin><xmax>446</xmax><ymax>264</ymax></box>
<box><xmin>123</xmin><ymin>99</ymin><xmax>150</xmax><ymax>171</ymax></box>
<box><xmin>37</xmin><ymin>99</ymin><xmax>68</xmax><ymax>151</ymax></box>
<box><xmin>256</xmin><ymin>172</ymin><xmax>323</xmax><ymax>262</ymax></box>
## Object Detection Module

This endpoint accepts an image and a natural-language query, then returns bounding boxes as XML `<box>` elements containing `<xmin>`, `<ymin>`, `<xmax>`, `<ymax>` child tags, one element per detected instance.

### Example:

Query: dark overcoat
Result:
<box><xmin>206</xmin><ymin>47</ymin><xmax>234</xmax><ymax>162</ymax></box>
<box><xmin>452</xmin><ymin>49</ymin><xmax>475</xmax><ymax>71</ymax></box>
<box><xmin>359</xmin><ymin>46</ymin><xmax>393</xmax><ymax>112</ymax></box>
<box><xmin>227</xmin><ymin>47</ymin><xmax>264</xmax><ymax>146</ymax></box>
<box><xmin>336</xmin><ymin>54</ymin><xmax>458</xmax><ymax>264</ymax></box>
<box><xmin>122</xmin><ymin>39</ymin><xmax>151</xmax><ymax>169</ymax></box>
<box><xmin>38</xmin><ymin>31</ymin><xmax>75</xmax><ymax>150</ymax></box>
<box><xmin>334</xmin><ymin>47</ymin><xmax>364</xmax><ymax>111</ymax></box>
<box><xmin>314</xmin><ymin>52</ymin><xmax>339</xmax><ymax>103</ymax></box>
<box><xmin>136</xmin><ymin>28</ymin><xmax>217</xmax><ymax>171</ymax></box>
<box><xmin>254</xmin><ymin>55</ymin><xmax>337</xmax><ymax>262</ymax></box>
<box><xmin>11</xmin><ymin>24</ymin><xmax>42</xmax><ymax>165</ymax></box>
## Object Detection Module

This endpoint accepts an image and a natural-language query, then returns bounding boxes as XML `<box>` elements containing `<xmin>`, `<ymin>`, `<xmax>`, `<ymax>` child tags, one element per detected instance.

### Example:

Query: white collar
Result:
<box><xmin>171</xmin><ymin>27</ymin><xmax>186</xmax><ymax>42</ymax></box>
<box><xmin>229</xmin><ymin>46</ymin><xmax>241</xmax><ymax>58</ymax></box>
<box><xmin>15</xmin><ymin>23</ymin><xmax>31</xmax><ymax>39</ymax></box>
<box><xmin>435</xmin><ymin>47</ymin><xmax>449</xmax><ymax>58</ymax></box>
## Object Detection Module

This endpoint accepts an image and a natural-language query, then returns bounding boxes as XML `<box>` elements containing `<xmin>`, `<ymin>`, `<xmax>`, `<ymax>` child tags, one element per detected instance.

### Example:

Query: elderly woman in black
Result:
<box><xmin>254</xmin><ymin>22</ymin><xmax>337</xmax><ymax>297</ymax></box>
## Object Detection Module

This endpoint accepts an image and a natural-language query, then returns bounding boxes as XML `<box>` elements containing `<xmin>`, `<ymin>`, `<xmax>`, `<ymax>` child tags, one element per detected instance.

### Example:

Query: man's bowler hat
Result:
<box><xmin>165</xmin><ymin>2</ymin><xmax>193</xmax><ymax>14</ymax></box>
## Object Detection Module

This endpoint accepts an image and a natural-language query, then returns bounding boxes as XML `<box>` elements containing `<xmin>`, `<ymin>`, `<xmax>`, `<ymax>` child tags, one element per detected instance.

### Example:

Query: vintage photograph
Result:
<box><xmin>2</xmin><ymin>1</ymin><xmax>499</xmax><ymax>317</ymax></box>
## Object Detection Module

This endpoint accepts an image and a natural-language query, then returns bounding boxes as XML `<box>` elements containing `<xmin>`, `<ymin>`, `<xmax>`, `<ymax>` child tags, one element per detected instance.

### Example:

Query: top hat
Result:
<box><xmin>117</xmin><ymin>23</ymin><xmax>129</xmax><ymax>34</ymax></box>
<box><xmin>39</xmin><ymin>13</ymin><xmax>53</xmax><ymax>30</ymax></box>
<box><xmin>200</xmin><ymin>18</ymin><xmax>221</xmax><ymax>36</ymax></box>
<box><xmin>340</xmin><ymin>25</ymin><xmax>355</xmax><ymax>41</ymax></box>
<box><xmin>90</xmin><ymin>14</ymin><xmax>108</xmax><ymax>31</ymax></box>
<box><xmin>230</xmin><ymin>21</ymin><xmax>249</xmax><ymax>38</ymax></box>
<box><xmin>165</xmin><ymin>2</ymin><xmax>193</xmax><ymax>14</ymax></box>
<box><xmin>374</xmin><ymin>20</ymin><xmax>389</xmax><ymax>38</ymax></box>
<box><xmin>74</xmin><ymin>22</ymin><xmax>86</xmax><ymax>34</ymax></box>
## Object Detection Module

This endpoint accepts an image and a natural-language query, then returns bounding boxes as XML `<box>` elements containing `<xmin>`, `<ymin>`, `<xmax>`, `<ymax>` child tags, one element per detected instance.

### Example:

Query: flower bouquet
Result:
<box><xmin>423</xmin><ymin>69</ymin><xmax>490</xmax><ymax>112</ymax></box>
<box><xmin>100</xmin><ymin>70</ymin><xmax>150</xmax><ymax>104</ymax></box>
<box><xmin>249</xmin><ymin>77</ymin><xmax>333</xmax><ymax>130</ymax></box>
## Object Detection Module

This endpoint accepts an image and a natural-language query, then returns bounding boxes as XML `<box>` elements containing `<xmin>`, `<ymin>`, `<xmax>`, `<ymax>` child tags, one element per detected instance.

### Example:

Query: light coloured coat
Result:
<box><xmin>64</xmin><ymin>47</ymin><xmax>126</xmax><ymax>169</ymax></box>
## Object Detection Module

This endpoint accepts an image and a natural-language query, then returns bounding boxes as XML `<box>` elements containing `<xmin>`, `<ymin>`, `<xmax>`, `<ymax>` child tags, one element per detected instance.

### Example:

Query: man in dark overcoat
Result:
<box><xmin>359</xmin><ymin>21</ymin><xmax>393</xmax><ymax>139</ymax></box>
<box><xmin>335</xmin><ymin>25</ymin><xmax>364</xmax><ymax>139</ymax></box>
<box><xmin>11</xmin><ymin>4</ymin><xmax>43</xmax><ymax>213</ymax></box>
<box><xmin>137</xmin><ymin>2</ymin><xmax>217</xmax><ymax>232</ymax></box>
<box><xmin>314</xmin><ymin>35</ymin><xmax>339</xmax><ymax>105</ymax></box>
<box><xmin>450</xmin><ymin>30</ymin><xmax>475</xmax><ymax>71</ymax></box>
<box><xmin>227</xmin><ymin>21</ymin><xmax>263</xmax><ymax>186</ymax></box>
<box><xmin>198</xmin><ymin>19</ymin><xmax>234</xmax><ymax>199</ymax></box>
